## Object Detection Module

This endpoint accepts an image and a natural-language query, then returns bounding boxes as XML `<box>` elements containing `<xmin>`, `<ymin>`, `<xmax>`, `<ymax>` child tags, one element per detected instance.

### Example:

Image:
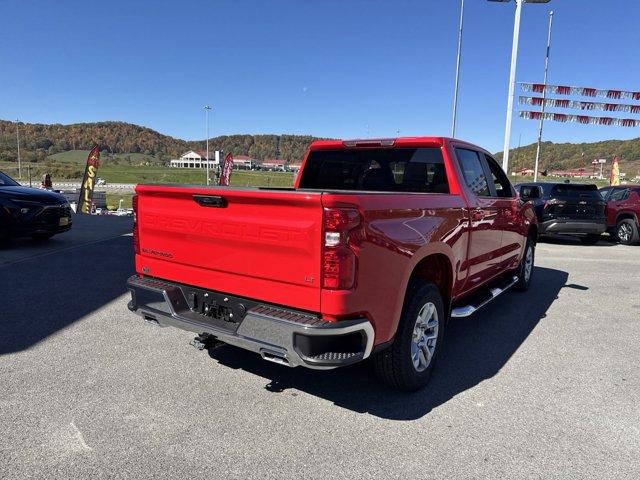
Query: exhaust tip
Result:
<box><xmin>260</xmin><ymin>349</ymin><xmax>291</xmax><ymax>367</ymax></box>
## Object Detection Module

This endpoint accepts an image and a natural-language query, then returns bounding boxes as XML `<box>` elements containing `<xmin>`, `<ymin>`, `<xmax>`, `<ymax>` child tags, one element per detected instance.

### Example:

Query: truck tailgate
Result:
<box><xmin>135</xmin><ymin>185</ymin><xmax>323</xmax><ymax>311</ymax></box>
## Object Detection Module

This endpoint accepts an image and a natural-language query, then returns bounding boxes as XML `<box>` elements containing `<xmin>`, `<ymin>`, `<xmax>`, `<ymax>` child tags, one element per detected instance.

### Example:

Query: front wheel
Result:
<box><xmin>514</xmin><ymin>236</ymin><xmax>535</xmax><ymax>292</ymax></box>
<box><xmin>373</xmin><ymin>280</ymin><xmax>445</xmax><ymax>392</ymax></box>
<box><xmin>616</xmin><ymin>219</ymin><xmax>639</xmax><ymax>245</ymax></box>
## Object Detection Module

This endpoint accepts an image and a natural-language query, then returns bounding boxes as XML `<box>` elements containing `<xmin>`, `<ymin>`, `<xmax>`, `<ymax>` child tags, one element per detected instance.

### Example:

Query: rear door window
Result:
<box><xmin>455</xmin><ymin>148</ymin><xmax>490</xmax><ymax>197</ymax></box>
<box><xmin>609</xmin><ymin>188</ymin><xmax>629</xmax><ymax>201</ymax></box>
<box><xmin>483</xmin><ymin>154</ymin><xmax>514</xmax><ymax>198</ymax></box>
<box><xmin>298</xmin><ymin>147</ymin><xmax>449</xmax><ymax>193</ymax></box>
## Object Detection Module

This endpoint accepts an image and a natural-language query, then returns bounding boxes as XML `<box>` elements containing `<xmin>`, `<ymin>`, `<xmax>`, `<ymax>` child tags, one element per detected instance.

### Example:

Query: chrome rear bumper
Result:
<box><xmin>126</xmin><ymin>275</ymin><xmax>374</xmax><ymax>369</ymax></box>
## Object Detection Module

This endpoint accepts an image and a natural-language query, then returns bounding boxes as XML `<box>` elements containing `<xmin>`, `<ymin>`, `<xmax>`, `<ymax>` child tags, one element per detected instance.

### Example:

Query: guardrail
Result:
<box><xmin>54</xmin><ymin>182</ymin><xmax>135</xmax><ymax>189</ymax></box>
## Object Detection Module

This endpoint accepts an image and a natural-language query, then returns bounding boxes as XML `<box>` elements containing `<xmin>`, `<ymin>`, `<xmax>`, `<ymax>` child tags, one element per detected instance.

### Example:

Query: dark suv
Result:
<box><xmin>599</xmin><ymin>185</ymin><xmax>640</xmax><ymax>245</ymax></box>
<box><xmin>515</xmin><ymin>182</ymin><xmax>606</xmax><ymax>244</ymax></box>
<box><xmin>0</xmin><ymin>171</ymin><xmax>72</xmax><ymax>242</ymax></box>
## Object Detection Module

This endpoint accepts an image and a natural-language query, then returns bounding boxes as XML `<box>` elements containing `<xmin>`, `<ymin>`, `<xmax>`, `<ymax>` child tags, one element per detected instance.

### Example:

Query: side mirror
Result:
<box><xmin>520</xmin><ymin>186</ymin><xmax>541</xmax><ymax>200</ymax></box>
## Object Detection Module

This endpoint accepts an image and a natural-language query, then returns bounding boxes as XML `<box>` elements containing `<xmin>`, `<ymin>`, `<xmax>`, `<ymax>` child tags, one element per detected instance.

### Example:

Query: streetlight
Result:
<box><xmin>204</xmin><ymin>105</ymin><xmax>212</xmax><ymax>185</ymax></box>
<box><xmin>533</xmin><ymin>10</ymin><xmax>554</xmax><ymax>182</ymax></box>
<box><xmin>15</xmin><ymin>118</ymin><xmax>21</xmax><ymax>179</ymax></box>
<box><xmin>451</xmin><ymin>0</ymin><xmax>465</xmax><ymax>138</ymax></box>
<box><xmin>489</xmin><ymin>0</ymin><xmax>551</xmax><ymax>173</ymax></box>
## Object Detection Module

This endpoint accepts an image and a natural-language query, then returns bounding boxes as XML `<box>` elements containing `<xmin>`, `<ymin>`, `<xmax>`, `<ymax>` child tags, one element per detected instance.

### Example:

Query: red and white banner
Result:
<box><xmin>219</xmin><ymin>152</ymin><xmax>234</xmax><ymax>186</ymax></box>
<box><xmin>520</xmin><ymin>82</ymin><xmax>640</xmax><ymax>100</ymax></box>
<box><xmin>519</xmin><ymin>96</ymin><xmax>640</xmax><ymax>114</ymax></box>
<box><xmin>519</xmin><ymin>111</ymin><xmax>640</xmax><ymax>127</ymax></box>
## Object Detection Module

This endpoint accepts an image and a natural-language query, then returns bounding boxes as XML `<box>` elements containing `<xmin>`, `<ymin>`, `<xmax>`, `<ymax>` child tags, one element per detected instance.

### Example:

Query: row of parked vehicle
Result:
<box><xmin>0</xmin><ymin>171</ymin><xmax>72</xmax><ymax>242</ymax></box>
<box><xmin>515</xmin><ymin>182</ymin><xmax>640</xmax><ymax>245</ymax></box>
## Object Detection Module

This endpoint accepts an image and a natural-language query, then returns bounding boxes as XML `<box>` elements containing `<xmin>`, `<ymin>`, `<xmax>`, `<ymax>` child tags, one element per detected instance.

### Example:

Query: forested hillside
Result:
<box><xmin>497</xmin><ymin>138</ymin><xmax>640</xmax><ymax>175</ymax></box>
<box><xmin>0</xmin><ymin>120</ymin><xmax>323</xmax><ymax>164</ymax></box>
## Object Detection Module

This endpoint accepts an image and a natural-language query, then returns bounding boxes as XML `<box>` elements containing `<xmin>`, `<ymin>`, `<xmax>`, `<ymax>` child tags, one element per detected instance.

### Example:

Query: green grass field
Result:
<box><xmin>0</xmin><ymin>155</ymin><xmax>618</xmax><ymax>192</ymax></box>
<box><xmin>96</xmin><ymin>166</ymin><xmax>295</xmax><ymax>187</ymax></box>
<box><xmin>0</xmin><ymin>161</ymin><xmax>296</xmax><ymax>188</ymax></box>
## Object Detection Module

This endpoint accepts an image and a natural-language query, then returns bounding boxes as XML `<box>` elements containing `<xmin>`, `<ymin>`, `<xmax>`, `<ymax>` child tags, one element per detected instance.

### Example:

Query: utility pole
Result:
<box><xmin>492</xmin><ymin>0</ymin><xmax>552</xmax><ymax>172</ymax></box>
<box><xmin>451</xmin><ymin>0</ymin><xmax>465</xmax><ymax>137</ymax></box>
<box><xmin>16</xmin><ymin>119</ymin><xmax>21</xmax><ymax>179</ymax></box>
<box><xmin>515</xmin><ymin>133</ymin><xmax>522</xmax><ymax>174</ymax></box>
<box><xmin>204</xmin><ymin>105</ymin><xmax>212</xmax><ymax>186</ymax></box>
<box><xmin>533</xmin><ymin>10</ymin><xmax>554</xmax><ymax>182</ymax></box>
<box><xmin>501</xmin><ymin>0</ymin><xmax>523</xmax><ymax>173</ymax></box>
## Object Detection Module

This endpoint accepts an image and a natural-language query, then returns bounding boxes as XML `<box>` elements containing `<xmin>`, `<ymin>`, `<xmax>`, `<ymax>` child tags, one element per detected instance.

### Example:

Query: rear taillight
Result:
<box><xmin>322</xmin><ymin>207</ymin><xmax>361</xmax><ymax>290</ymax></box>
<box><xmin>132</xmin><ymin>194</ymin><xmax>140</xmax><ymax>255</ymax></box>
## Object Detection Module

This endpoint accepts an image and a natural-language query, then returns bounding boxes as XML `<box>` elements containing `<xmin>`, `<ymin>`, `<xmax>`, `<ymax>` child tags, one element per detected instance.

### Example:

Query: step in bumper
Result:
<box><xmin>126</xmin><ymin>275</ymin><xmax>374</xmax><ymax>369</ymax></box>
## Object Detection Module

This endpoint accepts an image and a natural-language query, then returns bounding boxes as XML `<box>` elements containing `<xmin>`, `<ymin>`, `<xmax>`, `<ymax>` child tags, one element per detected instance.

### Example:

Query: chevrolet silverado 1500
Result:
<box><xmin>127</xmin><ymin>137</ymin><xmax>537</xmax><ymax>391</ymax></box>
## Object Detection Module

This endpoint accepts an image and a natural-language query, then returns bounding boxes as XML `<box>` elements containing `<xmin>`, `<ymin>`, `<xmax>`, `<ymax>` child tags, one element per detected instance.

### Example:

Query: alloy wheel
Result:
<box><xmin>411</xmin><ymin>302</ymin><xmax>439</xmax><ymax>372</ymax></box>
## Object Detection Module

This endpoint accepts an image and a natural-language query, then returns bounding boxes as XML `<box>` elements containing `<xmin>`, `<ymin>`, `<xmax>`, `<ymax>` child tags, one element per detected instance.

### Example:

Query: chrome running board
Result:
<box><xmin>451</xmin><ymin>275</ymin><xmax>519</xmax><ymax>318</ymax></box>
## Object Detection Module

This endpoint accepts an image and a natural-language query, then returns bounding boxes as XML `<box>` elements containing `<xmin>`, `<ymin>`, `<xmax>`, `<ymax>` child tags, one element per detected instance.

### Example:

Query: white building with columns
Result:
<box><xmin>170</xmin><ymin>150</ymin><xmax>220</xmax><ymax>168</ymax></box>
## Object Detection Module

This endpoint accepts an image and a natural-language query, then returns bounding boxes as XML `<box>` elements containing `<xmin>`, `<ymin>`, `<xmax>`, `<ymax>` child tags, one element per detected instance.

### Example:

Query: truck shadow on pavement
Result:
<box><xmin>0</xmin><ymin>234</ymin><xmax>133</xmax><ymax>355</ymax></box>
<box><xmin>208</xmin><ymin>266</ymin><xmax>572</xmax><ymax>420</ymax></box>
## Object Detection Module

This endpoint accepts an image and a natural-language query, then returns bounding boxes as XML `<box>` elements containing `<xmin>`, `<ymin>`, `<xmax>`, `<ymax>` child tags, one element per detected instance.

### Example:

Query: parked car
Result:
<box><xmin>127</xmin><ymin>137</ymin><xmax>537</xmax><ymax>391</ymax></box>
<box><xmin>0</xmin><ymin>171</ymin><xmax>72</xmax><ymax>242</ymax></box>
<box><xmin>599</xmin><ymin>185</ymin><xmax>640</xmax><ymax>245</ymax></box>
<box><xmin>515</xmin><ymin>182</ymin><xmax>606</xmax><ymax>244</ymax></box>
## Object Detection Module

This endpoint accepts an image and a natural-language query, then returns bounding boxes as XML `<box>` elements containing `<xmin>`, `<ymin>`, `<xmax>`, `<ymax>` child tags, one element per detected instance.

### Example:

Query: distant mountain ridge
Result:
<box><xmin>496</xmin><ymin>138</ymin><xmax>640</xmax><ymax>176</ymax></box>
<box><xmin>0</xmin><ymin>119</ymin><xmax>323</xmax><ymax>164</ymax></box>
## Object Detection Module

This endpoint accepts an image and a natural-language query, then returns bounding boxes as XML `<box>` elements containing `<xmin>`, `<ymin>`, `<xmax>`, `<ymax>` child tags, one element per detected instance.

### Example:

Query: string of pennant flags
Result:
<box><xmin>520</xmin><ymin>82</ymin><xmax>640</xmax><ymax>100</ymax></box>
<box><xmin>519</xmin><ymin>82</ymin><xmax>640</xmax><ymax>128</ymax></box>
<box><xmin>519</xmin><ymin>111</ymin><xmax>640</xmax><ymax>128</ymax></box>
<box><xmin>519</xmin><ymin>96</ymin><xmax>640</xmax><ymax>114</ymax></box>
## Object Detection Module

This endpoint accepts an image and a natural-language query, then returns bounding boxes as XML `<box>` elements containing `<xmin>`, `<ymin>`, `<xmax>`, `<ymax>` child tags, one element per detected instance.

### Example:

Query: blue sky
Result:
<box><xmin>1</xmin><ymin>0</ymin><xmax>638</xmax><ymax>153</ymax></box>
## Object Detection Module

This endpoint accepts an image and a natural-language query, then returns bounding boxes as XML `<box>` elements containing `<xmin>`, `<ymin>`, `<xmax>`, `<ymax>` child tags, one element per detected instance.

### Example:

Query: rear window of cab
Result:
<box><xmin>298</xmin><ymin>148</ymin><xmax>449</xmax><ymax>193</ymax></box>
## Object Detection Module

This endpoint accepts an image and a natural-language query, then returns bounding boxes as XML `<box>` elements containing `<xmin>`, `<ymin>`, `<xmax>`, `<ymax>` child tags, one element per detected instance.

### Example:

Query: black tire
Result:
<box><xmin>373</xmin><ymin>280</ymin><xmax>445</xmax><ymax>392</ymax></box>
<box><xmin>579</xmin><ymin>234</ymin><xmax>601</xmax><ymax>245</ymax></box>
<box><xmin>514</xmin><ymin>236</ymin><xmax>535</xmax><ymax>292</ymax></box>
<box><xmin>615</xmin><ymin>219</ymin><xmax>640</xmax><ymax>245</ymax></box>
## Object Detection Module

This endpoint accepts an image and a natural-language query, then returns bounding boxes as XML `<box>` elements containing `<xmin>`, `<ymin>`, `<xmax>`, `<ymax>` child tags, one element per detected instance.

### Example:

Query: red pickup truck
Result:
<box><xmin>127</xmin><ymin>137</ymin><xmax>537</xmax><ymax>391</ymax></box>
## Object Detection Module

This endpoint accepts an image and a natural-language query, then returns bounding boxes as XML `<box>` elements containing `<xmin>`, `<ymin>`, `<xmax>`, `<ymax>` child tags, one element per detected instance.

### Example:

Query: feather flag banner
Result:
<box><xmin>519</xmin><ymin>111</ymin><xmax>640</xmax><ymax>128</ymax></box>
<box><xmin>519</xmin><ymin>96</ymin><xmax>640</xmax><ymax>114</ymax></box>
<box><xmin>520</xmin><ymin>82</ymin><xmax>640</xmax><ymax>100</ymax></box>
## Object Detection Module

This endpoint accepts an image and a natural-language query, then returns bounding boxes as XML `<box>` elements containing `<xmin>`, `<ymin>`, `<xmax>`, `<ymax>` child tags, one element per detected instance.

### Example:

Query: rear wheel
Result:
<box><xmin>373</xmin><ymin>280</ymin><xmax>445</xmax><ymax>392</ymax></box>
<box><xmin>616</xmin><ymin>219</ymin><xmax>639</xmax><ymax>245</ymax></box>
<box><xmin>514</xmin><ymin>236</ymin><xmax>535</xmax><ymax>292</ymax></box>
<box><xmin>579</xmin><ymin>234</ymin><xmax>601</xmax><ymax>245</ymax></box>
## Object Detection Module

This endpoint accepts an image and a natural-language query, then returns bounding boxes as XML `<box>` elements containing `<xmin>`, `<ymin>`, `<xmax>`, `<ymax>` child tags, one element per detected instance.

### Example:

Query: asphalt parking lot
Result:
<box><xmin>1</xmin><ymin>215</ymin><xmax>638</xmax><ymax>479</ymax></box>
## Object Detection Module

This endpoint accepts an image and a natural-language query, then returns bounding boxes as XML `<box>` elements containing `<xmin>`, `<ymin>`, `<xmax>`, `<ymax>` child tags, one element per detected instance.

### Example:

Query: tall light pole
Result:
<box><xmin>489</xmin><ymin>0</ymin><xmax>551</xmax><ymax>173</ymax></box>
<box><xmin>451</xmin><ymin>0</ymin><xmax>465</xmax><ymax>138</ymax></box>
<box><xmin>533</xmin><ymin>10</ymin><xmax>554</xmax><ymax>182</ymax></box>
<box><xmin>15</xmin><ymin>119</ymin><xmax>22</xmax><ymax>179</ymax></box>
<box><xmin>204</xmin><ymin>105</ymin><xmax>212</xmax><ymax>185</ymax></box>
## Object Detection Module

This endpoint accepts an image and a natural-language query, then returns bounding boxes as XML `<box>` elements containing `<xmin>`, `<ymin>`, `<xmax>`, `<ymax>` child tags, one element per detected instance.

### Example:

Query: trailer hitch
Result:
<box><xmin>189</xmin><ymin>333</ymin><xmax>223</xmax><ymax>351</ymax></box>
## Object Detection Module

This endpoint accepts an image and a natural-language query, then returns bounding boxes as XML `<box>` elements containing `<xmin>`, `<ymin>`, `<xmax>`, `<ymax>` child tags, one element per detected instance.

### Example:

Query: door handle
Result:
<box><xmin>193</xmin><ymin>195</ymin><xmax>227</xmax><ymax>208</ymax></box>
